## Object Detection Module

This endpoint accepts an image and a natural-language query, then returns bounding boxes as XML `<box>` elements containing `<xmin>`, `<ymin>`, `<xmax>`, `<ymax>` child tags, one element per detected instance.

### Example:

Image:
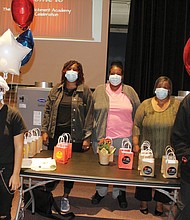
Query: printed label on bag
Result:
<box><xmin>122</xmin><ymin>156</ymin><xmax>131</xmax><ymax>164</ymax></box>
<box><xmin>167</xmin><ymin>167</ymin><xmax>176</xmax><ymax>176</ymax></box>
<box><xmin>143</xmin><ymin>166</ymin><xmax>152</xmax><ymax>175</ymax></box>
<box><xmin>56</xmin><ymin>151</ymin><xmax>63</xmax><ymax>159</ymax></box>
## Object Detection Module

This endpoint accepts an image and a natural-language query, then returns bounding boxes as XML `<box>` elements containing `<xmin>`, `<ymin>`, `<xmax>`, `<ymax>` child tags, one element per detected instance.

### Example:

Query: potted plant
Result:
<box><xmin>97</xmin><ymin>138</ymin><xmax>116</xmax><ymax>165</ymax></box>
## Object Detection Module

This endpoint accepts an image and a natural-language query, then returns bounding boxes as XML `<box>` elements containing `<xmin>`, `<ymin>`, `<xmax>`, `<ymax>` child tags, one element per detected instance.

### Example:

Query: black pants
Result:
<box><xmin>175</xmin><ymin>178</ymin><xmax>190</xmax><ymax>220</ymax></box>
<box><xmin>46</xmin><ymin>180</ymin><xmax>74</xmax><ymax>195</ymax></box>
<box><xmin>0</xmin><ymin>165</ymin><xmax>14</xmax><ymax>220</ymax></box>
<box><xmin>135</xmin><ymin>186</ymin><xmax>172</xmax><ymax>203</ymax></box>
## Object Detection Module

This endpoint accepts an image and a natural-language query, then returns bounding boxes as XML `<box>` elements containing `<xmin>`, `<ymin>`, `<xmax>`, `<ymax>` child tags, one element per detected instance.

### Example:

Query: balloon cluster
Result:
<box><xmin>0</xmin><ymin>29</ymin><xmax>32</xmax><ymax>78</ymax></box>
<box><xmin>16</xmin><ymin>29</ymin><xmax>34</xmax><ymax>66</ymax></box>
<box><xmin>0</xmin><ymin>0</ymin><xmax>34</xmax><ymax>79</ymax></box>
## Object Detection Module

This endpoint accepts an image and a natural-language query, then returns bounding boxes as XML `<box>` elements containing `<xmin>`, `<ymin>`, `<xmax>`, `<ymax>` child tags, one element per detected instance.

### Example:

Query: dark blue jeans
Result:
<box><xmin>0</xmin><ymin>164</ymin><xmax>14</xmax><ymax>220</ymax></box>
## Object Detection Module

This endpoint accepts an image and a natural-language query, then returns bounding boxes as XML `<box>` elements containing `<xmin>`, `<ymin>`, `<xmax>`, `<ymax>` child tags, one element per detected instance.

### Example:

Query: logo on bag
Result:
<box><xmin>167</xmin><ymin>167</ymin><xmax>176</xmax><ymax>176</ymax></box>
<box><xmin>56</xmin><ymin>151</ymin><xmax>63</xmax><ymax>159</ymax></box>
<box><xmin>143</xmin><ymin>166</ymin><xmax>152</xmax><ymax>175</ymax></box>
<box><xmin>122</xmin><ymin>156</ymin><xmax>131</xmax><ymax>164</ymax></box>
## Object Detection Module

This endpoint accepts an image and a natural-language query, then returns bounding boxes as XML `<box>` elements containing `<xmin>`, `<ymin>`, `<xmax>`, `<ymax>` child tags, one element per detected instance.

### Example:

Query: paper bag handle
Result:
<box><xmin>165</xmin><ymin>145</ymin><xmax>174</xmax><ymax>155</ymax></box>
<box><xmin>167</xmin><ymin>151</ymin><xmax>176</xmax><ymax>160</ymax></box>
<box><xmin>140</xmin><ymin>140</ymin><xmax>151</xmax><ymax>150</ymax></box>
<box><xmin>122</xmin><ymin>138</ymin><xmax>132</xmax><ymax>150</ymax></box>
<box><xmin>58</xmin><ymin>135</ymin><xmax>65</xmax><ymax>144</ymax></box>
<box><xmin>61</xmin><ymin>133</ymin><xmax>71</xmax><ymax>143</ymax></box>
<box><xmin>32</xmin><ymin>127</ymin><xmax>41</xmax><ymax>137</ymax></box>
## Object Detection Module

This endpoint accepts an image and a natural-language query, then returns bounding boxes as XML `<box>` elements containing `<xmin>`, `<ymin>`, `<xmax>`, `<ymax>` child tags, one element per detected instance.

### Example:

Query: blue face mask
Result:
<box><xmin>155</xmin><ymin>88</ymin><xmax>169</xmax><ymax>100</ymax></box>
<box><xmin>65</xmin><ymin>70</ymin><xmax>78</xmax><ymax>82</ymax></box>
<box><xmin>109</xmin><ymin>74</ymin><xmax>122</xmax><ymax>86</ymax></box>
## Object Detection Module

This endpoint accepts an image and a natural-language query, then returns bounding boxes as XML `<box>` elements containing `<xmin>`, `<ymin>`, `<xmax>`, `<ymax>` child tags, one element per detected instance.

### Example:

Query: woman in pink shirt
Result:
<box><xmin>91</xmin><ymin>61</ymin><xmax>140</xmax><ymax>208</ymax></box>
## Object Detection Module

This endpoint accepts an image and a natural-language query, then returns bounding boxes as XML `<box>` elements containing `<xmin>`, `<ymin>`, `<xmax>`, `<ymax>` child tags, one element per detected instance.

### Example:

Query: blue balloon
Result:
<box><xmin>16</xmin><ymin>29</ymin><xmax>34</xmax><ymax>66</ymax></box>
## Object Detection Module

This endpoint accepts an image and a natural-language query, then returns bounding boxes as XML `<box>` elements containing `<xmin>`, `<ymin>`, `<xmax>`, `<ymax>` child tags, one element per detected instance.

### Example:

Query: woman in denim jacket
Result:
<box><xmin>42</xmin><ymin>60</ymin><xmax>93</xmax><ymax>212</ymax></box>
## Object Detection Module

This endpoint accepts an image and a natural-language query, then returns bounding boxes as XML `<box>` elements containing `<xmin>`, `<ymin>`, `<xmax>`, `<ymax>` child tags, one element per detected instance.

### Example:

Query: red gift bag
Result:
<box><xmin>118</xmin><ymin>138</ymin><xmax>134</xmax><ymax>169</ymax></box>
<box><xmin>61</xmin><ymin>133</ymin><xmax>72</xmax><ymax>159</ymax></box>
<box><xmin>53</xmin><ymin>135</ymin><xmax>69</xmax><ymax>164</ymax></box>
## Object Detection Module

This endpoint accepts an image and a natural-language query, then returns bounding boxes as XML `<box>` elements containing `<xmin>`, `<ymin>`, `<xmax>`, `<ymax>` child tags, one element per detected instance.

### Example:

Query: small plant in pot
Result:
<box><xmin>97</xmin><ymin>138</ymin><xmax>116</xmax><ymax>165</ymax></box>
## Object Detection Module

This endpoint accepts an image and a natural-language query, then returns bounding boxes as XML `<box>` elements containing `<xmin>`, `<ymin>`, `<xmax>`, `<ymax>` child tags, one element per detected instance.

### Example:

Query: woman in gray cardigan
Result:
<box><xmin>91</xmin><ymin>61</ymin><xmax>140</xmax><ymax>208</ymax></box>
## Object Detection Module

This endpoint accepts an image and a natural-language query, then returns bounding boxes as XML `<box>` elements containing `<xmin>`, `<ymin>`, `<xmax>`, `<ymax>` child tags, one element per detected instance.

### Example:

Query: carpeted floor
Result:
<box><xmin>12</xmin><ymin>182</ymin><xmax>176</xmax><ymax>220</ymax></box>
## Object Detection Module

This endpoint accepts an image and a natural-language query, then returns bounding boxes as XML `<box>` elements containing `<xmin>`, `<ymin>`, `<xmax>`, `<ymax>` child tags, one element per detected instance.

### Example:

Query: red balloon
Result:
<box><xmin>183</xmin><ymin>38</ymin><xmax>190</xmax><ymax>76</ymax></box>
<box><xmin>11</xmin><ymin>0</ymin><xmax>34</xmax><ymax>30</ymax></box>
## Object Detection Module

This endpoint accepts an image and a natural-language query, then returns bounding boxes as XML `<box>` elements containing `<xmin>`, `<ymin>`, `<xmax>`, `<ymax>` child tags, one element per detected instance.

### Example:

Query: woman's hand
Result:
<box><xmin>42</xmin><ymin>132</ymin><xmax>49</xmax><ymax>146</ymax></box>
<box><xmin>9</xmin><ymin>173</ymin><xmax>20</xmax><ymax>191</ymax></box>
<box><xmin>82</xmin><ymin>138</ymin><xmax>90</xmax><ymax>151</ymax></box>
<box><xmin>133</xmin><ymin>145</ymin><xmax>140</xmax><ymax>153</ymax></box>
<box><xmin>132</xmin><ymin>135</ymin><xmax>140</xmax><ymax>154</ymax></box>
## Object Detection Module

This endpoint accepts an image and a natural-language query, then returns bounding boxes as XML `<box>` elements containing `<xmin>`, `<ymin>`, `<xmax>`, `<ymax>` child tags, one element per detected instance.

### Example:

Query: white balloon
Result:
<box><xmin>0</xmin><ymin>29</ymin><xmax>31</xmax><ymax>75</ymax></box>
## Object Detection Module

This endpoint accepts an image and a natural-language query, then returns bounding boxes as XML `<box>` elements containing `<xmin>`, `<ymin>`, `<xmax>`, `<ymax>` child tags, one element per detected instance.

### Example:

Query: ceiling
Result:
<box><xmin>110</xmin><ymin>0</ymin><xmax>131</xmax><ymax>31</ymax></box>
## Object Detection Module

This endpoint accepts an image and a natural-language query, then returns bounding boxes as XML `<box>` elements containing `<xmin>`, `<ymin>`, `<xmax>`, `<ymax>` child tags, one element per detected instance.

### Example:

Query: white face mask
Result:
<box><xmin>155</xmin><ymin>88</ymin><xmax>169</xmax><ymax>100</ymax></box>
<box><xmin>0</xmin><ymin>91</ymin><xmax>4</xmax><ymax>103</ymax></box>
<box><xmin>109</xmin><ymin>74</ymin><xmax>122</xmax><ymax>86</ymax></box>
<box><xmin>65</xmin><ymin>70</ymin><xmax>78</xmax><ymax>82</ymax></box>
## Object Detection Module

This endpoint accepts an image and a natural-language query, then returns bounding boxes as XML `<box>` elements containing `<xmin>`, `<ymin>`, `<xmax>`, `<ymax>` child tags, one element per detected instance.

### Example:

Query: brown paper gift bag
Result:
<box><xmin>23</xmin><ymin>132</ymin><xmax>29</xmax><ymax>158</ymax></box>
<box><xmin>140</xmin><ymin>157</ymin><xmax>155</xmax><ymax>177</ymax></box>
<box><xmin>163</xmin><ymin>151</ymin><xmax>178</xmax><ymax>178</ymax></box>
<box><xmin>27</xmin><ymin>130</ymin><xmax>37</xmax><ymax>158</ymax></box>
<box><xmin>161</xmin><ymin>145</ymin><xmax>174</xmax><ymax>173</ymax></box>
<box><xmin>138</xmin><ymin>140</ymin><xmax>152</xmax><ymax>171</ymax></box>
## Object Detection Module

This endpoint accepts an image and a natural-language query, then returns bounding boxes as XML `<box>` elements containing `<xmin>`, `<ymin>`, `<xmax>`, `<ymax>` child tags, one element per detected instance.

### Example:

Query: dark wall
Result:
<box><xmin>107</xmin><ymin>32</ymin><xmax>127</xmax><ymax>80</ymax></box>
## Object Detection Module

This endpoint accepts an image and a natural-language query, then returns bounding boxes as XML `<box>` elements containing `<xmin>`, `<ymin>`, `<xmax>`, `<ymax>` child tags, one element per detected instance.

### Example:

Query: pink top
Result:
<box><xmin>106</xmin><ymin>84</ymin><xmax>133</xmax><ymax>138</ymax></box>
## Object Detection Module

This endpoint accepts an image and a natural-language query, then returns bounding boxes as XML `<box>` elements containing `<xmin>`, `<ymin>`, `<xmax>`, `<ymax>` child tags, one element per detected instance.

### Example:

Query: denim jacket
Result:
<box><xmin>41</xmin><ymin>83</ymin><xmax>94</xmax><ymax>143</ymax></box>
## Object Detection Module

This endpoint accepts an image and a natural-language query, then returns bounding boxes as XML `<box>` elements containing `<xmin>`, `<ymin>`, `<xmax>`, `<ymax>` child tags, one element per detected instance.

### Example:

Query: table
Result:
<box><xmin>15</xmin><ymin>149</ymin><xmax>180</xmax><ymax>219</ymax></box>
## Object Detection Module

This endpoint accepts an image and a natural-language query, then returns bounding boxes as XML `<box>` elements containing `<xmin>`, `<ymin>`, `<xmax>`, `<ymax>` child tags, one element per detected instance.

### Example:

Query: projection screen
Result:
<box><xmin>0</xmin><ymin>0</ymin><xmax>110</xmax><ymax>89</ymax></box>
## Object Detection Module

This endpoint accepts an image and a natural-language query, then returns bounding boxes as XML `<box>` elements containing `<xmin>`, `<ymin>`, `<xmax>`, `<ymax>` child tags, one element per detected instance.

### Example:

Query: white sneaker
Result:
<box><xmin>60</xmin><ymin>197</ymin><xmax>70</xmax><ymax>212</ymax></box>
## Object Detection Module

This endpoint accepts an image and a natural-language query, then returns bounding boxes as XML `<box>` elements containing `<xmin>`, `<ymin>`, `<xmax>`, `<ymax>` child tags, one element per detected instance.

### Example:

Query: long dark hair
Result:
<box><xmin>61</xmin><ymin>60</ymin><xmax>84</xmax><ymax>85</ymax></box>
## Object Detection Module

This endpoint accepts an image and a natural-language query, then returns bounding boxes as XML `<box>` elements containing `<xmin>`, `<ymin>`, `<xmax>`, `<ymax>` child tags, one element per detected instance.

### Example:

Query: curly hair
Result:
<box><xmin>61</xmin><ymin>60</ymin><xmax>84</xmax><ymax>85</ymax></box>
